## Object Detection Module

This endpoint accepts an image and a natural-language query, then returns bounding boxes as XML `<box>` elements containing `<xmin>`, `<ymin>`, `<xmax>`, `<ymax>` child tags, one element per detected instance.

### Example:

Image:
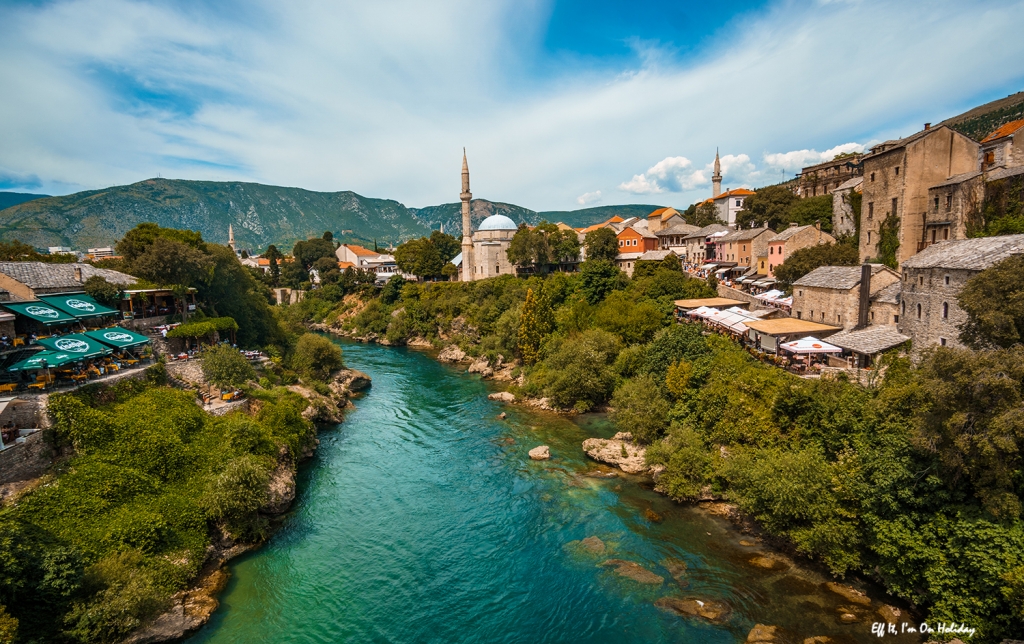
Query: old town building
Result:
<box><xmin>712</xmin><ymin>188</ymin><xmax>755</xmax><ymax>227</ymax></box>
<box><xmin>766</xmin><ymin>223</ymin><xmax>835</xmax><ymax>277</ymax></box>
<box><xmin>898</xmin><ymin>234</ymin><xmax>1024</xmax><ymax>350</ymax></box>
<box><xmin>796</xmin><ymin>153</ymin><xmax>864</xmax><ymax>197</ymax></box>
<box><xmin>717</xmin><ymin>226</ymin><xmax>775</xmax><ymax>269</ymax></box>
<box><xmin>792</xmin><ymin>264</ymin><xmax>901</xmax><ymax>331</ymax></box>
<box><xmin>831</xmin><ymin>176</ymin><xmax>863</xmax><ymax>236</ymax></box>
<box><xmin>453</xmin><ymin>152</ymin><xmax>518</xmax><ymax>281</ymax></box>
<box><xmin>858</xmin><ymin>124</ymin><xmax>980</xmax><ymax>265</ymax></box>
<box><xmin>681</xmin><ymin>224</ymin><xmax>730</xmax><ymax>264</ymax></box>
<box><xmin>980</xmin><ymin>119</ymin><xmax>1024</xmax><ymax>171</ymax></box>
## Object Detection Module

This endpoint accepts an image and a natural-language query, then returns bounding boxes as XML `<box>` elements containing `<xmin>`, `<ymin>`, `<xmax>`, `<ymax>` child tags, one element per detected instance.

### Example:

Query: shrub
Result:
<box><xmin>610</xmin><ymin>374</ymin><xmax>671</xmax><ymax>444</ymax></box>
<box><xmin>290</xmin><ymin>334</ymin><xmax>344</xmax><ymax>382</ymax></box>
<box><xmin>201</xmin><ymin>344</ymin><xmax>255</xmax><ymax>387</ymax></box>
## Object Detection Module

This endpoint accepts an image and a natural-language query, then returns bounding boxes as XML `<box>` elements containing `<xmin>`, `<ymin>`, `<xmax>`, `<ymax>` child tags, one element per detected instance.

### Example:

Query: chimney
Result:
<box><xmin>815</xmin><ymin>220</ymin><xmax>821</xmax><ymax>243</ymax></box>
<box><xmin>924</xmin><ymin>123</ymin><xmax>931</xmax><ymax>131</ymax></box>
<box><xmin>73</xmin><ymin>265</ymin><xmax>83</xmax><ymax>283</ymax></box>
<box><xmin>857</xmin><ymin>263</ymin><xmax>872</xmax><ymax>329</ymax></box>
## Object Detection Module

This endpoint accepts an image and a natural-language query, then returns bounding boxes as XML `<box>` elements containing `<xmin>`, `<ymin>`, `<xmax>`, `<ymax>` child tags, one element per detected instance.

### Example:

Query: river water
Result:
<box><xmin>189</xmin><ymin>341</ymin><xmax>920</xmax><ymax>644</ymax></box>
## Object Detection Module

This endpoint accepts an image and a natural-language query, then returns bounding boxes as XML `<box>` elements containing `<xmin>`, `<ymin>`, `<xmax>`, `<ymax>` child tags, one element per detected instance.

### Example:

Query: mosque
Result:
<box><xmin>453</xmin><ymin>150</ymin><xmax>519</xmax><ymax>281</ymax></box>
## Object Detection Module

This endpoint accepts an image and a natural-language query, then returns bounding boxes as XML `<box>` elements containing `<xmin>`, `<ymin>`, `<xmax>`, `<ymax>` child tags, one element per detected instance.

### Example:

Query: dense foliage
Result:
<box><xmin>393</xmin><ymin>231</ymin><xmax>461</xmax><ymax>280</ymax></box>
<box><xmin>958</xmin><ymin>254</ymin><xmax>1024</xmax><ymax>349</ymax></box>
<box><xmin>289</xmin><ymin>334</ymin><xmax>344</xmax><ymax>382</ymax></box>
<box><xmin>0</xmin><ymin>240</ymin><xmax>76</xmax><ymax>263</ymax></box>
<box><xmin>166</xmin><ymin>316</ymin><xmax>239</xmax><ymax>341</ymax></box>
<box><xmin>201</xmin><ymin>344</ymin><xmax>256</xmax><ymax>387</ymax></box>
<box><xmin>0</xmin><ymin>374</ymin><xmax>314</xmax><ymax>643</ymax></box>
<box><xmin>507</xmin><ymin>222</ymin><xmax>581</xmax><ymax>270</ymax></box>
<box><xmin>973</xmin><ymin>173</ymin><xmax>1024</xmax><ymax>237</ymax></box>
<box><xmin>735</xmin><ymin>187</ymin><xmax>834</xmax><ymax>233</ymax></box>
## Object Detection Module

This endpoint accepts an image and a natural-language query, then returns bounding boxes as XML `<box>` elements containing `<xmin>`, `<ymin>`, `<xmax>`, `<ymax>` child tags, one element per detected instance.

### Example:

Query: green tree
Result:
<box><xmin>787</xmin><ymin>195</ymin><xmax>834</xmax><ymax>232</ymax></box>
<box><xmin>583</xmin><ymin>227</ymin><xmax>618</xmax><ymax>261</ymax></box>
<box><xmin>380</xmin><ymin>275</ymin><xmax>405</xmax><ymax>305</ymax></box>
<box><xmin>292</xmin><ymin>238</ymin><xmax>337</xmax><ymax>270</ymax></box>
<box><xmin>0</xmin><ymin>605</ymin><xmax>15</xmax><ymax>644</ymax></box>
<box><xmin>394</xmin><ymin>237</ymin><xmax>443</xmax><ymax>279</ymax></box>
<box><xmin>578</xmin><ymin>260</ymin><xmax>623</xmax><ymax>305</ymax></box>
<box><xmin>874</xmin><ymin>211</ymin><xmax>901</xmax><ymax>269</ymax></box>
<box><xmin>322</xmin><ymin>230</ymin><xmax>334</xmax><ymax>242</ymax></box>
<box><xmin>115</xmin><ymin>223</ymin><xmax>206</xmax><ymax>265</ymax></box>
<box><xmin>773</xmin><ymin>241</ymin><xmax>859</xmax><ymax>290</ymax></box>
<box><xmin>594</xmin><ymin>291</ymin><xmax>666</xmax><ymax>345</ymax></box>
<box><xmin>549</xmin><ymin>228</ymin><xmax>581</xmax><ymax>264</ymax></box>
<box><xmin>736</xmin><ymin>185</ymin><xmax>798</xmax><ymax>229</ymax></box>
<box><xmin>610</xmin><ymin>374</ymin><xmax>671</xmax><ymax>443</ymax></box>
<box><xmin>507</xmin><ymin>225</ymin><xmax>553</xmax><ymax>269</ymax></box>
<box><xmin>958</xmin><ymin>254</ymin><xmax>1024</xmax><ymax>349</ymax></box>
<box><xmin>83</xmin><ymin>276</ymin><xmax>122</xmax><ymax>307</ymax></box>
<box><xmin>429</xmin><ymin>230</ymin><xmax>461</xmax><ymax>263</ymax></box>
<box><xmin>201</xmin><ymin>344</ymin><xmax>255</xmax><ymax>387</ymax></box>
<box><xmin>199</xmin><ymin>245</ymin><xmax>285</xmax><ymax>347</ymax></box>
<box><xmin>130</xmin><ymin>236</ymin><xmax>213</xmax><ymax>287</ymax></box>
<box><xmin>0</xmin><ymin>240</ymin><xmax>76</xmax><ymax>263</ymax></box>
<box><xmin>689</xmin><ymin>201</ymin><xmax>723</xmax><ymax>227</ymax></box>
<box><xmin>291</xmin><ymin>333</ymin><xmax>344</xmax><ymax>382</ymax></box>
<box><xmin>517</xmin><ymin>288</ymin><xmax>543</xmax><ymax>365</ymax></box>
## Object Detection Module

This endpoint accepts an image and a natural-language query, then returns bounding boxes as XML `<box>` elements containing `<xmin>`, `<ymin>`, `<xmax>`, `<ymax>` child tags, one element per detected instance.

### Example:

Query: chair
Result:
<box><xmin>13</xmin><ymin>337</ymin><xmax>24</xmax><ymax>347</ymax></box>
<box><xmin>0</xmin><ymin>383</ymin><xmax>18</xmax><ymax>393</ymax></box>
<box><xmin>27</xmin><ymin>381</ymin><xmax>46</xmax><ymax>390</ymax></box>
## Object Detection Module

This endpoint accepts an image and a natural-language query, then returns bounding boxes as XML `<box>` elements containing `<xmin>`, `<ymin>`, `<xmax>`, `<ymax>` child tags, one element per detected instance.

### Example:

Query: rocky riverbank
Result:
<box><xmin>122</xmin><ymin>366</ymin><xmax>370</xmax><ymax>643</ymax></box>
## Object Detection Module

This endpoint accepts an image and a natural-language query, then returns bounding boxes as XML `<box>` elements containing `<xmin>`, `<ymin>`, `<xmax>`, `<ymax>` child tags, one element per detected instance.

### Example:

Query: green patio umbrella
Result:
<box><xmin>6</xmin><ymin>350</ymin><xmax>80</xmax><ymax>371</ymax></box>
<box><xmin>1</xmin><ymin>301</ymin><xmax>78</xmax><ymax>326</ymax></box>
<box><xmin>84</xmin><ymin>327</ymin><xmax>150</xmax><ymax>349</ymax></box>
<box><xmin>34</xmin><ymin>334</ymin><xmax>112</xmax><ymax>359</ymax></box>
<box><xmin>39</xmin><ymin>294</ymin><xmax>120</xmax><ymax>319</ymax></box>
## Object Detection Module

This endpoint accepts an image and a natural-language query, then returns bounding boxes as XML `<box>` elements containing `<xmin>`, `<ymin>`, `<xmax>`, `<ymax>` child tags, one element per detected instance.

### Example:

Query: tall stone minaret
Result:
<box><xmin>460</xmin><ymin>149</ymin><xmax>474</xmax><ymax>282</ymax></box>
<box><xmin>228</xmin><ymin>224</ymin><xmax>236</xmax><ymax>252</ymax></box>
<box><xmin>712</xmin><ymin>149</ymin><xmax>723</xmax><ymax>198</ymax></box>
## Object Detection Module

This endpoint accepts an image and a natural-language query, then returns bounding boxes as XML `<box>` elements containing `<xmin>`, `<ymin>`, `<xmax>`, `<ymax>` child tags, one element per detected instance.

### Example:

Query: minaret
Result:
<box><xmin>460</xmin><ymin>149</ymin><xmax>474</xmax><ymax>282</ymax></box>
<box><xmin>228</xmin><ymin>224</ymin><xmax>236</xmax><ymax>253</ymax></box>
<box><xmin>712</xmin><ymin>149</ymin><xmax>723</xmax><ymax>198</ymax></box>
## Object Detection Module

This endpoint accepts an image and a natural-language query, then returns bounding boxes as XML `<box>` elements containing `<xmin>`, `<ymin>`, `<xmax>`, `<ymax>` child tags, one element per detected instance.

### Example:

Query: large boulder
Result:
<box><xmin>488</xmin><ymin>391</ymin><xmax>515</xmax><ymax>403</ymax></box>
<box><xmin>438</xmin><ymin>345</ymin><xmax>467</xmax><ymax>363</ymax></box>
<box><xmin>600</xmin><ymin>559</ymin><xmax>664</xmax><ymax>584</ymax></box>
<box><xmin>468</xmin><ymin>358</ymin><xmax>494</xmax><ymax>377</ymax></box>
<box><xmin>529</xmin><ymin>445</ymin><xmax>551</xmax><ymax>460</ymax></box>
<box><xmin>746</xmin><ymin>624</ymin><xmax>778</xmax><ymax>643</ymax></box>
<box><xmin>582</xmin><ymin>432</ymin><xmax>649</xmax><ymax>474</ymax></box>
<box><xmin>655</xmin><ymin>597</ymin><xmax>730</xmax><ymax>623</ymax></box>
<box><xmin>262</xmin><ymin>446</ymin><xmax>296</xmax><ymax>515</ymax></box>
<box><xmin>824</xmin><ymin>581</ymin><xmax>871</xmax><ymax>606</ymax></box>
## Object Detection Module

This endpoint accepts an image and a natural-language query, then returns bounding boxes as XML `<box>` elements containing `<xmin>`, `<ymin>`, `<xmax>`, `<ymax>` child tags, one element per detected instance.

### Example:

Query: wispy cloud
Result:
<box><xmin>0</xmin><ymin>0</ymin><xmax>1022</xmax><ymax>211</ymax></box>
<box><xmin>576</xmin><ymin>190</ymin><xmax>602</xmax><ymax>205</ymax></box>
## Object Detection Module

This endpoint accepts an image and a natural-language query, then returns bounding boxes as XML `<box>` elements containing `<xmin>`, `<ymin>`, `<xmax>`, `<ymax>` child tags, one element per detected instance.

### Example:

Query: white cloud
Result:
<box><xmin>763</xmin><ymin>142</ymin><xmax>866</xmax><ymax>172</ymax></box>
<box><xmin>0</xmin><ymin>0</ymin><xmax>1022</xmax><ymax>210</ymax></box>
<box><xmin>576</xmin><ymin>190</ymin><xmax>602</xmax><ymax>205</ymax></box>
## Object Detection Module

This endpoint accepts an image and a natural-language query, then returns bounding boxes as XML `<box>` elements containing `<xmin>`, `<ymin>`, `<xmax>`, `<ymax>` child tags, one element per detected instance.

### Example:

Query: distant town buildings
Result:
<box><xmin>453</xmin><ymin>151</ymin><xmax>518</xmax><ymax>281</ymax></box>
<box><xmin>766</xmin><ymin>223</ymin><xmax>835</xmax><ymax>278</ymax></box>
<box><xmin>796</xmin><ymin>153</ymin><xmax>864</xmax><ymax>198</ymax></box>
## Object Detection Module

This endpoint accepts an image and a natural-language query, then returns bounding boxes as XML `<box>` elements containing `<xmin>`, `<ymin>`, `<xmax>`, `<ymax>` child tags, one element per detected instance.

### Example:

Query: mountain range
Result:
<box><xmin>0</xmin><ymin>179</ymin><xmax>663</xmax><ymax>253</ymax></box>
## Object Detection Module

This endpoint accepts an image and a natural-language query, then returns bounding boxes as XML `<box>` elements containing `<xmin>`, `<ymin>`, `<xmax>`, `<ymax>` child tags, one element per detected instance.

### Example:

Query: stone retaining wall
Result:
<box><xmin>0</xmin><ymin>430</ymin><xmax>52</xmax><ymax>484</ymax></box>
<box><xmin>717</xmin><ymin>284</ymin><xmax>765</xmax><ymax>309</ymax></box>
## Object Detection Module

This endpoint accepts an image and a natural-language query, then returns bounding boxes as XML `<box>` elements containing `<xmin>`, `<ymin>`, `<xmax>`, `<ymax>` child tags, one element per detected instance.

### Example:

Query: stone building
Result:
<box><xmin>766</xmin><ymin>223</ymin><xmax>835</xmax><ymax>277</ymax></box>
<box><xmin>656</xmin><ymin>221</ymin><xmax>700</xmax><ymax>254</ymax></box>
<box><xmin>980</xmin><ymin>119</ymin><xmax>1024</xmax><ymax>171</ymax></box>
<box><xmin>681</xmin><ymin>224</ymin><xmax>730</xmax><ymax>264</ymax></box>
<box><xmin>712</xmin><ymin>188</ymin><xmax>755</xmax><ymax>227</ymax></box>
<box><xmin>453</xmin><ymin>152</ymin><xmax>518</xmax><ymax>281</ymax></box>
<box><xmin>617</xmin><ymin>224</ymin><xmax>659</xmax><ymax>254</ymax></box>
<box><xmin>0</xmin><ymin>262</ymin><xmax>136</xmax><ymax>302</ymax></box>
<box><xmin>717</xmin><ymin>226</ymin><xmax>775</xmax><ymax>270</ymax></box>
<box><xmin>858</xmin><ymin>125</ymin><xmax>980</xmax><ymax>265</ymax></box>
<box><xmin>645</xmin><ymin>208</ymin><xmax>687</xmax><ymax>233</ymax></box>
<box><xmin>797</xmin><ymin>153</ymin><xmax>864</xmax><ymax>198</ymax></box>
<box><xmin>897</xmin><ymin>234</ymin><xmax>1024</xmax><ymax>350</ymax></box>
<box><xmin>792</xmin><ymin>264</ymin><xmax>901</xmax><ymax>331</ymax></box>
<box><xmin>832</xmin><ymin>176</ymin><xmax>863</xmax><ymax>236</ymax></box>
<box><xmin>922</xmin><ymin>171</ymin><xmax>984</xmax><ymax>247</ymax></box>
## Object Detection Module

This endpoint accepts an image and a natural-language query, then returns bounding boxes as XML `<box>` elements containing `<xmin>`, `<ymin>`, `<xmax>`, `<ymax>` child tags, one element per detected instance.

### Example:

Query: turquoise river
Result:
<box><xmin>188</xmin><ymin>340</ymin><xmax>921</xmax><ymax>644</ymax></box>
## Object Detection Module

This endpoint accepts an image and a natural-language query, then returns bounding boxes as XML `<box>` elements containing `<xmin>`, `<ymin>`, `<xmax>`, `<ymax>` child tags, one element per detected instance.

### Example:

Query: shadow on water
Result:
<box><xmin>188</xmin><ymin>340</ymin><xmax>921</xmax><ymax>644</ymax></box>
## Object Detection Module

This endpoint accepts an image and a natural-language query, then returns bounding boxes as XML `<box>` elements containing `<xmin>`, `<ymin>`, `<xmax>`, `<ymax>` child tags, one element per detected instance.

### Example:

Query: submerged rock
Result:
<box><xmin>581</xmin><ymin>433</ymin><xmax>649</xmax><ymax>474</ymax></box>
<box><xmin>488</xmin><ymin>391</ymin><xmax>515</xmax><ymax>402</ymax></box>
<box><xmin>643</xmin><ymin>508</ymin><xmax>664</xmax><ymax>523</ymax></box>
<box><xmin>600</xmin><ymin>559</ymin><xmax>664</xmax><ymax>584</ymax></box>
<box><xmin>498</xmin><ymin>412</ymin><xmax>507</xmax><ymax>420</ymax></box>
<box><xmin>803</xmin><ymin>637</ymin><xmax>832</xmax><ymax>644</ymax></box>
<box><xmin>746</xmin><ymin>624</ymin><xmax>778</xmax><ymax>642</ymax></box>
<box><xmin>528</xmin><ymin>445</ymin><xmax>550</xmax><ymax>460</ymax></box>
<box><xmin>660</xmin><ymin>558</ymin><xmax>688</xmax><ymax>586</ymax></box>
<box><xmin>582</xmin><ymin>468</ymin><xmax>619</xmax><ymax>479</ymax></box>
<box><xmin>578</xmin><ymin>536</ymin><xmax>606</xmax><ymax>554</ymax></box>
<box><xmin>748</xmin><ymin>553</ymin><xmax>789</xmax><ymax>571</ymax></box>
<box><xmin>824</xmin><ymin>581</ymin><xmax>871</xmax><ymax>606</ymax></box>
<box><xmin>655</xmin><ymin>597</ymin><xmax>729</xmax><ymax>622</ymax></box>
<box><xmin>877</xmin><ymin>604</ymin><xmax>901</xmax><ymax>625</ymax></box>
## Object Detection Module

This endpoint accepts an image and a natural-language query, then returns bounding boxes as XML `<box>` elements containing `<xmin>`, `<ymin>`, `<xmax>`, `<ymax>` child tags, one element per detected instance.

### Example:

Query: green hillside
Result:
<box><xmin>0</xmin><ymin>192</ymin><xmax>49</xmax><ymax>211</ymax></box>
<box><xmin>940</xmin><ymin>90</ymin><xmax>1024</xmax><ymax>141</ymax></box>
<box><xmin>0</xmin><ymin>178</ymin><xmax>665</xmax><ymax>252</ymax></box>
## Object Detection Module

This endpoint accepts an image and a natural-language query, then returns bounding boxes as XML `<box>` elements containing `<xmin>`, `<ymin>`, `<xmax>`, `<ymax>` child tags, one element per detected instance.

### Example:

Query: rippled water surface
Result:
<box><xmin>189</xmin><ymin>341</ymin><xmax>918</xmax><ymax>644</ymax></box>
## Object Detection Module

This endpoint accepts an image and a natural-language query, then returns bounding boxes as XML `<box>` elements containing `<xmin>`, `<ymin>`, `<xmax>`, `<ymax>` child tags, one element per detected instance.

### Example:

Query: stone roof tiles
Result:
<box><xmin>901</xmin><ymin>234</ymin><xmax>1024</xmax><ymax>270</ymax></box>
<box><xmin>835</xmin><ymin>176</ymin><xmax>863</xmax><ymax>191</ymax></box>
<box><xmin>988</xmin><ymin>165</ymin><xmax>1024</xmax><ymax>182</ymax></box>
<box><xmin>719</xmin><ymin>227</ymin><xmax>774</xmax><ymax>243</ymax></box>
<box><xmin>792</xmin><ymin>264</ymin><xmax>888</xmax><ymax>290</ymax></box>
<box><xmin>655</xmin><ymin>222</ymin><xmax>701</xmax><ymax>237</ymax></box>
<box><xmin>931</xmin><ymin>171</ymin><xmax>983</xmax><ymax>189</ymax></box>
<box><xmin>768</xmin><ymin>225</ymin><xmax>815</xmax><ymax>243</ymax></box>
<box><xmin>0</xmin><ymin>262</ymin><xmax>136</xmax><ymax>291</ymax></box>
<box><xmin>827</xmin><ymin>325</ymin><xmax>910</xmax><ymax>356</ymax></box>
<box><xmin>871</xmin><ymin>280</ymin><xmax>901</xmax><ymax>304</ymax></box>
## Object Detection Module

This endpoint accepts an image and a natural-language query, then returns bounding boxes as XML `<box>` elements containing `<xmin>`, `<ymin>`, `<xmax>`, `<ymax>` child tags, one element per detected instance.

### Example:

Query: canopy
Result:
<box><xmin>6</xmin><ymin>350</ymin><xmax>81</xmax><ymax>371</ymax></box>
<box><xmin>34</xmin><ymin>334</ymin><xmax>112</xmax><ymax>359</ymax></box>
<box><xmin>1</xmin><ymin>301</ymin><xmax>77</xmax><ymax>326</ymax></box>
<box><xmin>779</xmin><ymin>336</ymin><xmax>842</xmax><ymax>354</ymax></box>
<box><xmin>85</xmin><ymin>326</ymin><xmax>150</xmax><ymax>349</ymax></box>
<box><xmin>755</xmin><ymin>289</ymin><xmax>785</xmax><ymax>300</ymax></box>
<box><xmin>701</xmin><ymin>264</ymin><xmax>719</xmax><ymax>270</ymax></box>
<box><xmin>39</xmin><ymin>294</ymin><xmax>119</xmax><ymax>319</ymax></box>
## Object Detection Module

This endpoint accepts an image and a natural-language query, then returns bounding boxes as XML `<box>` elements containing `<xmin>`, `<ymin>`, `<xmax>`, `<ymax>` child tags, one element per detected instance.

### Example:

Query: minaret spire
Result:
<box><xmin>712</xmin><ymin>148</ymin><xmax>723</xmax><ymax>198</ymax></box>
<box><xmin>228</xmin><ymin>224</ymin><xmax>236</xmax><ymax>252</ymax></box>
<box><xmin>460</xmin><ymin>148</ymin><xmax>474</xmax><ymax>282</ymax></box>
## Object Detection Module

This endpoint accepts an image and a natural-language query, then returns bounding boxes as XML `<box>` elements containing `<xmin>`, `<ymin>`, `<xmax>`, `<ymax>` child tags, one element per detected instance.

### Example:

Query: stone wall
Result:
<box><xmin>832</xmin><ymin>185</ymin><xmax>859</xmax><ymax>237</ymax></box>
<box><xmin>0</xmin><ymin>430</ymin><xmax>52</xmax><ymax>484</ymax></box>
<box><xmin>897</xmin><ymin>267</ymin><xmax>973</xmax><ymax>350</ymax></box>
<box><xmin>716</xmin><ymin>284</ymin><xmax>763</xmax><ymax>309</ymax></box>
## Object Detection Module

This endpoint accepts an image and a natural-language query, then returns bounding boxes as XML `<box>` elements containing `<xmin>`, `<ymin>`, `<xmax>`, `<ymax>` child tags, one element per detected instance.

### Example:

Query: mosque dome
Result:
<box><xmin>477</xmin><ymin>214</ymin><xmax>519</xmax><ymax>231</ymax></box>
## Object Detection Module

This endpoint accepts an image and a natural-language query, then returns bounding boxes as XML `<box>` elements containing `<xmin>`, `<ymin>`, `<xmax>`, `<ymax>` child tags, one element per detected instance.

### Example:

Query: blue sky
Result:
<box><xmin>1</xmin><ymin>0</ymin><xmax>1023</xmax><ymax>211</ymax></box>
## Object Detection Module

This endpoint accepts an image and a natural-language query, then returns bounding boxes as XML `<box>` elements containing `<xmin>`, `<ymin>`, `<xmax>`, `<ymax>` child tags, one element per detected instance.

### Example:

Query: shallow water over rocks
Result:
<box><xmin>188</xmin><ymin>341</ymin><xmax>920</xmax><ymax>644</ymax></box>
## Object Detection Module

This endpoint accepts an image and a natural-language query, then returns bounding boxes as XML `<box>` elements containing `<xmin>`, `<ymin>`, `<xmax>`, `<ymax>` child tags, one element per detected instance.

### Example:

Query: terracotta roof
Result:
<box><xmin>793</xmin><ymin>264</ymin><xmax>892</xmax><ymax>290</ymax></box>
<box><xmin>342</xmin><ymin>244</ymin><xmax>378</xmax><ymax>257</ymax></box>
<box><xmin>578</xmin><ymin>216</ymin><xmax>624</xmax><ymax>234</ymax></box>
<box><xmin>743</xmin><ymin>318</ymin><xmax>841</xmax><ymax>336</ymax></box>
<box><xmin>337</xmin><ymin>261</ymin><xmax>356</xmax><ymax>269</ymax></box>
<box><xmin>647</xmin><ymin>207</ymin><xmax>680</xmax><ymax>221</ymax></box>
<box><xmin>901</xmin><ymin>234</ymin><xmax>1024</xmax><ymax>270</ymax></box>
<box><xmin>674</xmin><ymin>297</ymin><xmax>747</xmax><ymax>309</ymax></box>
<box><xmin>257</xmin><ymin>258</ymin><xmax>270</xmax><ymax>266</ymax></box>
<box><xmin>618</xmin><ymin>226</ymin><xmax>657</xmax><ymax>240</ymax></box>
<box><xmin>827</xmin><ymin>325</ymin><xmax>910</xmax><ymax>356</ymax></box>
<box><xmin>713</xmin><ymin>188</ymin><xmax>755</xmax><ymax>201</ymax></box>
<box><xmin>981</xmin><ymin>119</ymin><xmax>1024</xmax><ymax>143</ymax></box>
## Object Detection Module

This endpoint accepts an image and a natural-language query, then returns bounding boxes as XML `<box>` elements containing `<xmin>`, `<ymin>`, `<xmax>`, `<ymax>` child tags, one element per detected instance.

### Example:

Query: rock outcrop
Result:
<box><xmin>488</xmin><ymin>391</ymin><xmax>515</xmax><ymax>403</ymax></box>
<box><xmin>438</xmin><ymin>345</ymin><xmax>467</xmax><ymax>363</ymax></box>
<box><xmin>655</xmin><ymin>597</ymin><xmax>729</xmax><ymax>622</ymax></box>
<box><xmin>582</xmin><ymin>432</ymin><xmax>650</xmax><ymax>474</ymax></box>
<box><xmin>262</xmin><ymin>446</ymin><xmax>296</xmax><ymax>515</ymax></box>
<box><xmin>468</xmin><ymin>357</ymin><xmax>494</xmax><ymax>377</ymax></box>
<box><xmin>746</xmin><ymin>624</ymin><xmax>778</xmax><ymax>643</ymax></box>
<box><xmin>824</xmin><ymin>581</ymin><xmax>871</xmax><ymax>606</ymax></box>
<box><xmin>528</xmin><ymin>445</ymin><xmax>550</xmax><ymax>460</ymax></box>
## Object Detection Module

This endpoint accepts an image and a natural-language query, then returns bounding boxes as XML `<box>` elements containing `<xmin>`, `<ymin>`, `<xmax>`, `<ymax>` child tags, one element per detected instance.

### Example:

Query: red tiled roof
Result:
<box><xmin>981</xmin><ymin>119</ymin><xmax>1024</xmax><ymax>143</ymax></box>
<box><xmin>713</xmin><ymin>188</ymin><xmax>755</xmax><ymax>201</ymax></box>
<box><xmin>343</xmin><ymin>244</ymin><xmax>378</xmax><ymax>256</ymax></box>
<box><xmin>338</xmin><ymin>261</ymin><xmax>355</xmax><ymax>269</ymax></box>
<box><xmin>578</xmin><ymin>215</ymin><xmax>624</xmax><ymax>234</ymax></box>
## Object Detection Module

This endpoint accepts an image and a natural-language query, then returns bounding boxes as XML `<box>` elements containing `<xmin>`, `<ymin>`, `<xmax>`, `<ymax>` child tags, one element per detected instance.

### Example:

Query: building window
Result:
<box><xmin>934</xmin><ymin>196</ymin><xmax>939</xmax><ymax>210</ymax></box>
<box><xmin>940</xmin><ymin>337</ymin><xmax>946</xmax><ymax>346</ymax></box>
<box><xmin>943</xmin><ymin>228</ymin><xmax>949</xmax><ymax>240</ymax></box>
<box><xmin>942</xmin><ymin>302</ymin><xmax>948</xmax><ymax>319</ymax></box>
<box><xmin>821</xmin><ymin>312</ymin><xmax>825</xmax><ymax>321</ymax></box>
<box><xmin>868</xmin><ymin>231</ymin><xmax>872</xmax><ymax>243</ymax></box>
<box><xmin>837</xmin><ymin>314</ymin><xmax>841</xmax><ymax>323</ymax></box>
<box><xmin>984</xmin><ymin>151</ymin><xmax>995</xmax><ymax>165</ymax></box>
<box><xmin>798</xmin><ymin>290</ymin><xmax>803</xmax><ymax>297</ymax></box>
<box><xmin>770</xmin><ymin>246</ymin><xmax>774</xmax><ymax>254</ymax></box>
<box><xmin>892</xmin><ymin>197</ymin><xmax>898</xmax><ymax>215</ymax></box>
<box><xmin>945</xmin><ymin>194</ymin><xmax>952</xmax><ymax>211</ymax></box>
<box><xmin>796</xmin><ymin>311</ymin><xmax>802</xmax><ymax>319</ymax></box>
<box><xmin>902</xmin><ymin>301</ymin><xmax>906</xmax><ymax>315</ymax></box>
<box><xmin>919</xmin><ymin>276</ymin><xmax>924</xmax><ymax>286</ymax></box>
<box><xmin>870</xmin><ymin>311</ymin><xmax>875</xmax><ymax>321</ymax></box>
<box><xmin>894</xmin><ymin>314</ymin><xmax>899</xmax><ymax>323</ymax></box>
<box><xmin>944</xmin><ymin>275</ymin><xmax>950</xmax><ymax>285</ymax></box>
<box><xmin>868</xmin><ymin>202</ymin><xmax>874</xmax><ymax>219</ymax></box>
<box><xmin>870</xmin><ymin>172</ymin><xmax>875</xmax><ymax>182</ymax></box>
<box><xmin>810</xmin><ymin>310</ymin><xmax>814</xmax><ymax>318</ymax></box>
<box><xmin>917</xmin><ymin>303</ymin><xmax>922</xmax><ymax>319</ymax></box>
<box><xmin>895</xmin><ymin>166</ymin><xmax>899</xmax><ymax>176</ymax></box>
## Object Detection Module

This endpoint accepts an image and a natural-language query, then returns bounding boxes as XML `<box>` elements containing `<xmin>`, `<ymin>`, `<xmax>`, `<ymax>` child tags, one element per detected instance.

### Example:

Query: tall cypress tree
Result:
<box><xmin>517</xmin><ymin>288</ymin><xmax>542</xmax><ymax>366</ymax></box>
